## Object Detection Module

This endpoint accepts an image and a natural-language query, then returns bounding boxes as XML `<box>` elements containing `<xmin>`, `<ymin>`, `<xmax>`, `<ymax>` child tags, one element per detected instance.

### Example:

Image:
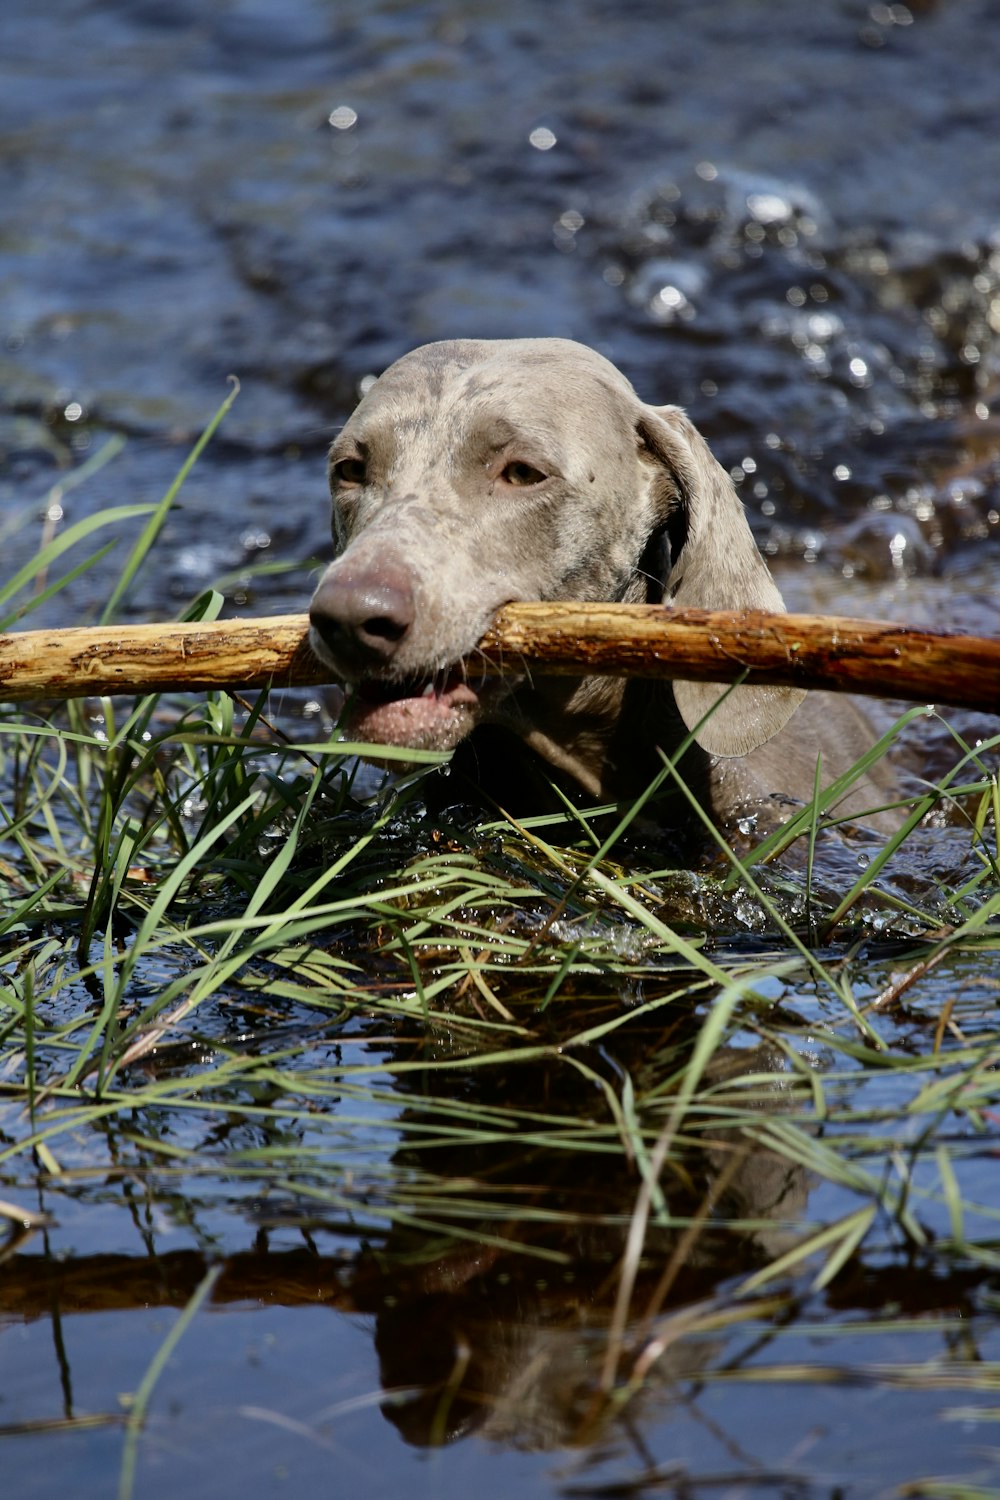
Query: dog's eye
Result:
<box><xmin>501</xmin><ymin>460</ymin><xmax>547</xmax><ymax>487</ymax></box>
<box><xmin>332</xmin><ymin>457</ymin><xmax>367</xmax><ymax>486</ymax></box>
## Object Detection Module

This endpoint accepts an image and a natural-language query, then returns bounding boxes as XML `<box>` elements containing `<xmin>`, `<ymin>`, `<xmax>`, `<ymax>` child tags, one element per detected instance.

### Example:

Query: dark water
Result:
<box><xmin>2</xmin><ymin>2</ymin><xmax>1000</xmax><ymax>1497</ymax></box>
<box><xmin>3</xmin><ymin>0</ymin><xmax>1000</xmax><ymax>623</ymax></box>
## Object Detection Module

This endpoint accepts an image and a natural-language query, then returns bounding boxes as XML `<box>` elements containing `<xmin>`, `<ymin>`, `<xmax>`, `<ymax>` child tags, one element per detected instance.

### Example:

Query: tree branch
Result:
<box><xmin>1</xmin><ymin>605</ymin><xmax>997</xmax><ymax>711</ymax></box>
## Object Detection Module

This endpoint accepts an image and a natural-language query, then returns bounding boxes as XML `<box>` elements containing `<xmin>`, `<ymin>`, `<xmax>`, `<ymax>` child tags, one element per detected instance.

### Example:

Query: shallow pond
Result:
<box><xmin>2</xmin><ymin>2</ymin><xmax>1000</xmax><ymax>1497</ymax></box>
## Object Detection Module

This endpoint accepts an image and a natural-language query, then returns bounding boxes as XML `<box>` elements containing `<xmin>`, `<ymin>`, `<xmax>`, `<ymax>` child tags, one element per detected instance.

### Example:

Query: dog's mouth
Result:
<box><xmin>341</xmin><ymin>666</ymin><xmax>499</xmax><ymax>752</ymax></box>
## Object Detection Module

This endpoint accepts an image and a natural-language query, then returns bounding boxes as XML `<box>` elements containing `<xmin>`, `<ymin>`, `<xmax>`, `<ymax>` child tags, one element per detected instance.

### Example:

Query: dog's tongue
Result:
<box><xmin>345</xmin><ymin>674</ymin><xmax>481</xmax><ymax>750</ymax></box>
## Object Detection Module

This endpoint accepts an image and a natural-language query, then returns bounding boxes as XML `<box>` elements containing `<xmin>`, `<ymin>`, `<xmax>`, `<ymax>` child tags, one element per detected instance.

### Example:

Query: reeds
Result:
<box><xmin>1</xmin><ymin>402</ymin><xmax>999</xmax><ymax>1492</ymax></box>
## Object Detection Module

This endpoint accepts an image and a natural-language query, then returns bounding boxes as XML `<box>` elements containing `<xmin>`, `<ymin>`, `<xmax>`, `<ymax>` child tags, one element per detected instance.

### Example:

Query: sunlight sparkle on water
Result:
<box><xmin>528</xmin><ymin>126</ymin><xmax>556</xmax><ymax>150</ymax></box>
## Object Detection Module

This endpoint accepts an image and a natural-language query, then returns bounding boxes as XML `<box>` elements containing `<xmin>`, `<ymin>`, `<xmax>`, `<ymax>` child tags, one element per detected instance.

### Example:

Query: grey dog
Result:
<box><xmin>308</xmin><ymin>338</ymin><xmax>893</xmax><ymax>834</ymax></box>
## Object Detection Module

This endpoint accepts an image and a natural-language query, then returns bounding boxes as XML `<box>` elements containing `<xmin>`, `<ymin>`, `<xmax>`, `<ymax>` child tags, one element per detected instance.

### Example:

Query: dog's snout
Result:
<box><xmin>309</xmin><ymin>562</ymin><xmax>416</xmax><ymax>674</ymax></box>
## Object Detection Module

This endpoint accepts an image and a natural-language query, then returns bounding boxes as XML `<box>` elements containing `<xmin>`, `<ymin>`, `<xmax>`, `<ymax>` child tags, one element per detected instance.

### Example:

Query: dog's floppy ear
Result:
<box><xmin>637</xmin><ymin>403</ymin><xmax>805</xmax><ymax>758</ymax></box>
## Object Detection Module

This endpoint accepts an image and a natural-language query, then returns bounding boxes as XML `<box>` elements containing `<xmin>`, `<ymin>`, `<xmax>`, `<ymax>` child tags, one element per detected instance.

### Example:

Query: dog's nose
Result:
<box><xmin>309</xmin><ymin>562</ymin><xmax>416</xmax><ymax>674</ymax></box>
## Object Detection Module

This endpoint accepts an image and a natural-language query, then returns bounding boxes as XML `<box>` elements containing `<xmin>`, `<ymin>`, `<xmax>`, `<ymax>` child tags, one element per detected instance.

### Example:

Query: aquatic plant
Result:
<box><xmin>1</xmin><ymin>414</ymin><xmax>998</xmax><ymax>1498</ymax></box>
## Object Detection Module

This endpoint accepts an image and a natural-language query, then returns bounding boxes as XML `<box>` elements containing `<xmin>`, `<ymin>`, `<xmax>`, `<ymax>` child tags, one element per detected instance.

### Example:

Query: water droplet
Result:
<box><xmin>528</xmin><ymin>126</ymin><xmax>557</xmax><ymax>151</ymax></box>
<box><xmin>328</xmin><ymin>105</ymin><xmax>358</xmax><ymax>130</ymax></box>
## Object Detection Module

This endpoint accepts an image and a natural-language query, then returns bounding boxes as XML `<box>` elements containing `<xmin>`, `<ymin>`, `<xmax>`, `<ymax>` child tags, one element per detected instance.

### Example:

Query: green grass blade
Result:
<box><xmin>0</xmin><ymin>505</ymin><xmax>159</xmax><ymax>628</ymax></box>
<box><xmin>118</xmin><ymin>1262</ymin><xmax>223</xmax><ymax>1500</ymax></box>
<box><xmin>100</xmin><ymin>382</ymin><xmax>240</xmax><ymax>624</ymax></box>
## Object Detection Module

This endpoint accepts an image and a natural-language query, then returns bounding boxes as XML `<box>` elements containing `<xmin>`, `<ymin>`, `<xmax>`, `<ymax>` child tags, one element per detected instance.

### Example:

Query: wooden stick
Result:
<box><xmin>0</xmin><ymin>606</ymin><xmax>998</xmax><ymax>712</ymax></box>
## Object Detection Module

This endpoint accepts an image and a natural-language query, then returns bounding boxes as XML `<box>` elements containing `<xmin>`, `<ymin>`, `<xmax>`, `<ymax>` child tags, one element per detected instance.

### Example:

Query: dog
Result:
<box><xmin>308</xmin><ymin>338</ymin><xmax>896</xmax><ymax>837</ymax></box>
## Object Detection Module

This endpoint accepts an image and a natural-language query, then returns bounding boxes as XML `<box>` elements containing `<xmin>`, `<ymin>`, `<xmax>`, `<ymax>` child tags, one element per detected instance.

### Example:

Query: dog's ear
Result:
<box><xmin>637</xmin><ymin>403</ymin><xmax>805</xmax><ymax>758</ymax></box>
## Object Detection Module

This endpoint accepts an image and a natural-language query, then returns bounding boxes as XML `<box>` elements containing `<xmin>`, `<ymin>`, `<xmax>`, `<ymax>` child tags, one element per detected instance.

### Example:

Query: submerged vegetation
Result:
<box><xmin>2</xmin><ymin>426</ymin><xmax>1000</xmax><ymax>1497</ymax></box>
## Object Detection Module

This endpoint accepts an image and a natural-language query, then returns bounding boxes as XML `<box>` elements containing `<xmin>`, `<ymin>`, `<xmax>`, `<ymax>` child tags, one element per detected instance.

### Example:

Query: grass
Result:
<box><xmin>1</xmin><ymin>408</ymin><xmax>1000</xmax><ymax>1494</ymax></box>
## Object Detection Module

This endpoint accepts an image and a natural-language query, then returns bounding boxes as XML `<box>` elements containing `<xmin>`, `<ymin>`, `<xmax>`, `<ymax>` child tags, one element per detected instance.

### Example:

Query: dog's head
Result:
<box><xmin>309</xmin><ymin>338</ymin><xmax>802</xmax><ymax>765</ymax></box>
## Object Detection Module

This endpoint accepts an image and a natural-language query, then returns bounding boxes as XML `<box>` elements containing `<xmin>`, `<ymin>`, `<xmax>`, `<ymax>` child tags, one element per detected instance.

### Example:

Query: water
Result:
<box><xmin>3</xmin><ymin>0</ymin><xmax>1000</xmax><ymax>624</ymax></box>
<box><xmin>2</xmin><ymin>1</ymin><xmax>1000</xmax><ymax>1496</ymax></box>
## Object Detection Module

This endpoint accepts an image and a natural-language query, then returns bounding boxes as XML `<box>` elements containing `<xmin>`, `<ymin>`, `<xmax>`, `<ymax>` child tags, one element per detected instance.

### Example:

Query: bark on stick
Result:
<box><xmin>0</xmin><ymin>606</ymin><xmax>997</xmax><ymax>712</ymax></box>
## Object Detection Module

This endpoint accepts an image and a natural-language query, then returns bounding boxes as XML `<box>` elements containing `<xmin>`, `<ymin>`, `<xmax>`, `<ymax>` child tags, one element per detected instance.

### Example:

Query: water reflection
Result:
<box><xmin>2</xmin><ymin>1118</ymin><xmax>990</xmax><ymax>1465</ymax></box>
<box><xmin>0</xmin><ymin>1152</ymin><xmax>806</xmax><ymax>1460</ymax></box>
<box><xmin>3</xmin><ymin>931</ymin><xmax>996</xmax><ymax>1496</ymax></box>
